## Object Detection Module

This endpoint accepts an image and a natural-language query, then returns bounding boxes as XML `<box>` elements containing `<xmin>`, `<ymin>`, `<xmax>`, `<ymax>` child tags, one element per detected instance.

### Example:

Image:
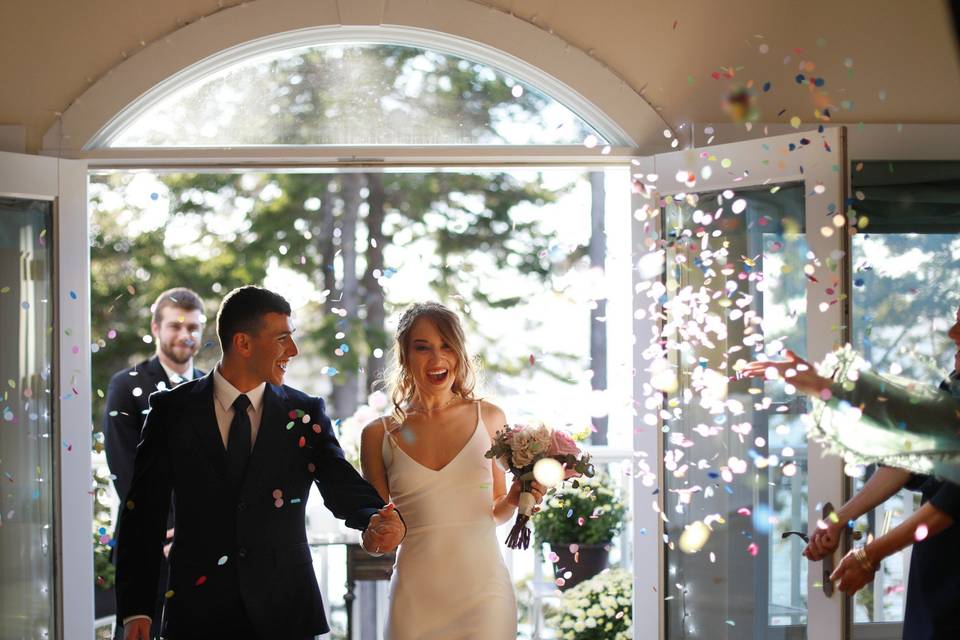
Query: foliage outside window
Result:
<box><xmin>110</xmin><ymin>43</ymin><xmax>602</xmax><ymax>147</ymax></box>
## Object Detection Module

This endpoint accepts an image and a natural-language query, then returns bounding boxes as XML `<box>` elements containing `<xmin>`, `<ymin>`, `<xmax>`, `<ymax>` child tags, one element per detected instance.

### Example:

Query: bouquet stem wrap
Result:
<box><xmin>505</xmin><ymin>476</ymin><xmax>536</xmax><ymax>549</ymax></box>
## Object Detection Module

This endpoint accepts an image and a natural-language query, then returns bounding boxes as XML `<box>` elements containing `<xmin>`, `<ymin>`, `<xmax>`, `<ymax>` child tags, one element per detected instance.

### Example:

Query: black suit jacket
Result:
<box><xmin>103</xmin><ymin>355</ymin><xmax>204</xmax><ymax>508</ymax></box>
<box><xmin>115</xmin><ymin>372</ymin><xmax>386</xmax><ymax>638</ymax></box>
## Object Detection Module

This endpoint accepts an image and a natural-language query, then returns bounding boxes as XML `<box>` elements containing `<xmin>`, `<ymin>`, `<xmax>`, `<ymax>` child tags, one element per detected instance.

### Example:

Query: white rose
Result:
<box><xmin>510</xmin><ymin>431</ymin><xmax>536</xmax><ymax>467</ymax></box>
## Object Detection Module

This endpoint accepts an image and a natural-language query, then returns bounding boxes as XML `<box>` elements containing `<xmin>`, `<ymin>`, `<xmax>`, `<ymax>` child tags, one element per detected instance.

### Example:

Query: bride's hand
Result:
<box><xmin>507</xmin><ymin>478</ymin><xmax>546</xmax><ymax>510</ymax></box>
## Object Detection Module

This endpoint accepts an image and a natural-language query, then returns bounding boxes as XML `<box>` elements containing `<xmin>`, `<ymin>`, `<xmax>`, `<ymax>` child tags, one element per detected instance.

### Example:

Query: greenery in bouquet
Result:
<box><xmin>534</xmin><ymin>472</ymin><xmax>625</xmax><ymax>550</ymax></box>
<box><xmin>547</xmin><ymin>568</ymin><xmax>632</xmax><ymax>640</ymax></box>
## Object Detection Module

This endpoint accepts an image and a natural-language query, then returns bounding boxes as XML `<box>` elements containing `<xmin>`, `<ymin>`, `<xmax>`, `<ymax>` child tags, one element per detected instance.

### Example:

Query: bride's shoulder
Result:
<box><xmin>361</xmin><ymin>416</ymin><xmax>399</xmax><ymax>445</ymax></box>
<box><xmin>477</xmin><ymin>399</ymin><xmax>507</xmax><ymax>436</ymax></box>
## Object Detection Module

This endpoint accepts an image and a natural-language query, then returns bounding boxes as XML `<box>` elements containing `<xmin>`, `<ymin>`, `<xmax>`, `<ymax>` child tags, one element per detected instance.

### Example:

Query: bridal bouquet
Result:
<box><xmin>485</xmin><ymin>423</ymin><xmax>594</xmax><ymax>549</ymax></box>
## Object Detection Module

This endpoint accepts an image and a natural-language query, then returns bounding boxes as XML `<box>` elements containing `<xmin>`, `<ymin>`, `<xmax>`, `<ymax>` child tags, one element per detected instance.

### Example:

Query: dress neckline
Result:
<box><xmin>389</xmin><ymin>405</ymin><xmax>483</xmax><ymax>473</ymax></box>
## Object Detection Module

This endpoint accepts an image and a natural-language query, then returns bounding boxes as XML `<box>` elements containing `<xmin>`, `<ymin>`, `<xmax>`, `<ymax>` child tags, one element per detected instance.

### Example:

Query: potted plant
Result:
<box><xmin>534</xmin><ymin>472</ymin><xmax>625</xmax><ymax>590</ymax></box>
<box><xmin>547</xmin><ymin>568</ymin><xmax>632</xmax><ymax>639</ymax></box>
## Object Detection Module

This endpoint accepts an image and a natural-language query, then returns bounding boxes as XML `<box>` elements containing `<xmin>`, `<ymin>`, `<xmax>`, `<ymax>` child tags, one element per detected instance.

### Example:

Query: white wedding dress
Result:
<box><xmin>382</xmin><ymin>402</ymin><xmax>517</xmax><ymax>639</ymax></box>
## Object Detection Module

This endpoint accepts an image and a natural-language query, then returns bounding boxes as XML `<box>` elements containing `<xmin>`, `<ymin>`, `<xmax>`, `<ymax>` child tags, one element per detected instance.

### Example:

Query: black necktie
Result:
<box><xmin>226</xmin><ymin>394</ymin><xmax>252</xmax><ymax>491</ymax></box>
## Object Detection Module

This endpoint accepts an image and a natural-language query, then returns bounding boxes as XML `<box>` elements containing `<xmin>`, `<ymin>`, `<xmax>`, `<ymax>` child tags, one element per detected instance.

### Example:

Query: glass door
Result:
<box><xmin>631</xmin><ymin>127</ymin><xmax>848</xmax><ymax>640</ymax></box>
<box><xmin>0</xmin><ymin>151</ymin><xmax>90</xmax><ymax>640</ymax></box>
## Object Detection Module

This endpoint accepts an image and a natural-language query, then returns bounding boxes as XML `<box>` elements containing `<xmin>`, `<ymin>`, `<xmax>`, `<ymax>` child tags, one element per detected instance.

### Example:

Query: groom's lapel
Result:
<box><xmin>244</xmin><ymin>384</ymin><xmax>289</xmax><ymax>489</ymax></box>
<box><xmin>187</xmin><ymin>372</ymin><xmax>227</xmax><ymax>479</ymax></box>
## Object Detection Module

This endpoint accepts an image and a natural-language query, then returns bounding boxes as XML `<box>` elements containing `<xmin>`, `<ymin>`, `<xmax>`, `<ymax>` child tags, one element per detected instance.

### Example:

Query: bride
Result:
<box><xmin>360</xmin><ymin>302</ymin><xmax>544</xmax><ymax>639</ymax></box>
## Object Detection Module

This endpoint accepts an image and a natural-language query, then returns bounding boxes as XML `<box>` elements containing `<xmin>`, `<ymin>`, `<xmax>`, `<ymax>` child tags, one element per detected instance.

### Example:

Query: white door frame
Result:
<box><xmin>640</xmin><ymin>127</ymin><xmax>849</xmax><ymax>640</ymax></box>
<box><xmin>0</xmin><ymin>151</ymin><xmax>91</xmax><ymax>640</ymax></box>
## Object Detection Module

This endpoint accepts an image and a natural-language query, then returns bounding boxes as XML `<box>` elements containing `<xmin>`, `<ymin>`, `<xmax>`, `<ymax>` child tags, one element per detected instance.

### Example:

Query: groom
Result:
<box><xmin>116</xmin><ymin>286</ymin><xmax>404</xmax><ymax>639</ymax></box>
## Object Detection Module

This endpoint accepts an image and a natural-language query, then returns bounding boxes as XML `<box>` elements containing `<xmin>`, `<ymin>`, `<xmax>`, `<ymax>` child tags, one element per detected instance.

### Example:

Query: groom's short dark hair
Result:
<box><xmin>217</xmin><ymin>286</ymin><xmax>292</xmax><ymax>353</ymax></box>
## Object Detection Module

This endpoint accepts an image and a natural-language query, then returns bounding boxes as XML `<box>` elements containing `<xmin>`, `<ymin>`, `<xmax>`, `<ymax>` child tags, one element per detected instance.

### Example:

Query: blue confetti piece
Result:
<box><xmin>69</xmin><ymin>290</ymin><xmax>77</xmax><ymax>300</ymax></box>
<box><xmin>762</xmin><ymin>82</ymin><xmax>771</xmax><ymax>92</ymax></box>
<box><xmin>150</xmin><ymin>192</ymin><xmax>159</xmax><ymax>201</ymax></box>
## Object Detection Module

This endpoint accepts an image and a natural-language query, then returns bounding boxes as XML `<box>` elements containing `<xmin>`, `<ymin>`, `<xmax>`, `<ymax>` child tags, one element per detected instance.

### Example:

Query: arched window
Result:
<box><xmin>98</xmin><ymin>42</ymin><xmax>608</xmax><ymax>148</ymax></box>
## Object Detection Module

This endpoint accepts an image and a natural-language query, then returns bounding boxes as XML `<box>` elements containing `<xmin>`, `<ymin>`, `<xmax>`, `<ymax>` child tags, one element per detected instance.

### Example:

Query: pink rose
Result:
<box><xmin>549</xmin><ymin>430</ymin><xmax>580</xmax><ymax>457</ymax></box>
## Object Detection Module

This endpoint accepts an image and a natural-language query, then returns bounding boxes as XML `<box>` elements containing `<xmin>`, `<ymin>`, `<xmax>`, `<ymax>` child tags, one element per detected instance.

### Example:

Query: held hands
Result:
<box><xmin>738</xmin><ymin>349</ymin><xmax>832</xmax><ymax>396</ymax></box>
<box><xmin>123</xmin><ymin>618</ymin><xmax>151</xmax><ymax>640</ymax></box>
<box><xmin>362</xmin><ymin>503</ymin><xmax>405</xmax><ymax>555</ymax></box>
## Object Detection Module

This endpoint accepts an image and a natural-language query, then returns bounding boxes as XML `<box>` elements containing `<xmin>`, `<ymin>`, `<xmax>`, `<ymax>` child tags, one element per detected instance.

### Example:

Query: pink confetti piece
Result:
<box><xmin>747</xmin><ymin>543</ymin><xmax>759</xmax><ymax>557</ymax></box>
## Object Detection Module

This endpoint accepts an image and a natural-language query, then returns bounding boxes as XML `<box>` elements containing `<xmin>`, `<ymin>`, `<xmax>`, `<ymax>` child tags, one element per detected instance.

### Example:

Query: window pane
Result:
<box><xmin>661</xmin><ymin>184</ymin><xmax>809</xmax><ymax>639</ymax></box>
<box><xmin>109</xmin><ymin>44</ymin><xmax>604</xmax><ymax>147</ymax></box>
<box><xmin>0</xmin><ymin>197</ymin><xmax>56</xmax><ymax>638</ymax></box>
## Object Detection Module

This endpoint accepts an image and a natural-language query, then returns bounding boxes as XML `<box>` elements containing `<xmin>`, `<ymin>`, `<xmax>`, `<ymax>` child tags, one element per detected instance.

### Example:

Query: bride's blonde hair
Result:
<box><xmin>382</xmin><ymin>302</ymin><xmax>477</xmax><ymax>423</ymax></box>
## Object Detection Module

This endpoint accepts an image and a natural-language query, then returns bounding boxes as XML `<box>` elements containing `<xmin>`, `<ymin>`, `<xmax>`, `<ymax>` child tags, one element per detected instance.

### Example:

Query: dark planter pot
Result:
<box><xmin>548</xmin><ymin>542</ymin><xmax>610</xmax><ymax>590</ymax></box>
<box><xmin>94</xmin><ymin>586</ymin><xmax>116</xmax><ymax>619</ymax></box>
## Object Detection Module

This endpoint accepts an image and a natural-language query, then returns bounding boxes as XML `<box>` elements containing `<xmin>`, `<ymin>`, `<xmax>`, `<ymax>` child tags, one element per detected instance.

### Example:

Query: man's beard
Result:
<box><xmin>160</xmin><ymin>340</ymin><xmax>197</xmax><ymax>365</ymax></box>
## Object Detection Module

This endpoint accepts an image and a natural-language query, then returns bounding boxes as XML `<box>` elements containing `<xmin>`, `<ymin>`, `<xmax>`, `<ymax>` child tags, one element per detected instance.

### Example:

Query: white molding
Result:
<box><xmin>77</xmin><ymin>144</ymin><xmax>643</xmax><ymax>169</ymax></box>
<box><xmin>56</xmin><ymin>157</ymin><xmax>93</xmax><ymax>640</ymax></box>
<box><xmin>0</xmin><ymin>152</ymin><xmax>92</xmax><ymax>640</ymax></box>
<box><xmin>41</xmin><ymin>0</ymin><xmax>666</xmax><ymax>157</ymax></box>
<box><xmin>631</xmin><ymin>154</ymin><xmax>664</xmax><ymax>640</ymax></box>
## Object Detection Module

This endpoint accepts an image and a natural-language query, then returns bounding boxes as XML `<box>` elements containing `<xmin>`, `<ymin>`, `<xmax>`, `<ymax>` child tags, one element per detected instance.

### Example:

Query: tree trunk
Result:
<box><xmin>315</xmin><ymin>176</ymin><xmax>336</xmax><ymax>300</ymax></box>
<box><xmin>332</xmin><ymin>172</ymin><xmax>363</xmax><ymax>418</ymax></box>
<box><xmin>588</xmin><ymin>171</ymin><xmax>608</xmax><ymax>444</ymax></box>
<box><xmin>362</xmin><ymin>172</ymin><xmax>388</xmax><ymax>394</ymax></box>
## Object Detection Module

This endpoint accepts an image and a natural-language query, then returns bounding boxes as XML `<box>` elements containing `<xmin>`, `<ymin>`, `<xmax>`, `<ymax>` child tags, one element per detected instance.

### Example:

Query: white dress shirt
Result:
<box><xmin>212</xmin><ymin>365</ymin><xmax>266</xmax><ymax>450</ymax></box>
<box><xmin>159</xmin><ymin>360</ymin><xmax>194</xmax><ymax>387</ymax></box>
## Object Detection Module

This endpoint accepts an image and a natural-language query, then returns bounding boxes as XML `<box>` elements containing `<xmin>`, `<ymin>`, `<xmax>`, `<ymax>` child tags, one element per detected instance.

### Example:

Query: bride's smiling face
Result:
<box><xmin>406</xmin><ymin>317</ymin><xmax>458</xmax><ymax>394</ymax></box>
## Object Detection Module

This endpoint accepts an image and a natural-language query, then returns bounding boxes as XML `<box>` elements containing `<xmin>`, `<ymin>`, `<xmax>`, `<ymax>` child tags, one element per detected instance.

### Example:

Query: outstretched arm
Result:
<box><xmin>832</xmin><ymin>491</ymin><xmax>956</xmax><ymax>595</ymax></box>
<box><xmin>805</xmin><ymin>466</ymin><xmax>912</xmax><ymax>560</ymax></box>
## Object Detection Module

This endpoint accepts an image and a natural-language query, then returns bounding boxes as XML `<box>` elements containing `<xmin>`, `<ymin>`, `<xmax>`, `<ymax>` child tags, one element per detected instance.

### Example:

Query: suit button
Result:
<box><xmin>237</xmin><ymin>501</ymin><xmax>246</xmax><ymax>511</ymax></box>
<box><xmin>238</xmin><ymin>547</ymin><xmax>247</xmax><ymax>558</ymax></box>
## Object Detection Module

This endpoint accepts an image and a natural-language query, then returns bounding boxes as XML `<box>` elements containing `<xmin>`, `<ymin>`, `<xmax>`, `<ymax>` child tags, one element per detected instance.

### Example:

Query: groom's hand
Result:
<box><xmin>362</xmin><ymin>503</ymin><xmax>405</xmax><ymax>555</ymax></box>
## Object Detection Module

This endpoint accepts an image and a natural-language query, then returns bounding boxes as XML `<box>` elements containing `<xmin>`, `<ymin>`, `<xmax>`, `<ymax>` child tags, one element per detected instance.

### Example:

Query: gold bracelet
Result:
<box><xmin>854</xmin><ymin>547</ymin><xmax>876</xmax><ymax>573</ymax></box>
